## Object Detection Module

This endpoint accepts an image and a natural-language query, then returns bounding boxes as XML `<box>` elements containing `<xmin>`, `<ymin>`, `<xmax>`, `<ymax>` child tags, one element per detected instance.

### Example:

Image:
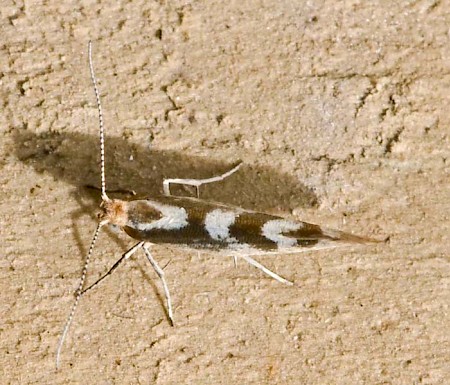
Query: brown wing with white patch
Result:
<box><xmin>118</xmin><ymin>196</ymin><xmax>375</xmax><ymax>253</ymax></box>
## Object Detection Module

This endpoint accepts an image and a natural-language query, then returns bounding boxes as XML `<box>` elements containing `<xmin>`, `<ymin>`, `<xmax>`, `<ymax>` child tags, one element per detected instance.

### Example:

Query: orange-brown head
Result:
<box><xmin>98</xmin><ymin>198</ymin><xmax>129</xmax><ymax>227</ymax></box>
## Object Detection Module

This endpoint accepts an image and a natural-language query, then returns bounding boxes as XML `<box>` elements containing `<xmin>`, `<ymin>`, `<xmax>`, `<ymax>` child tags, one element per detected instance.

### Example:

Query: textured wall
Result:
<box><xmin>1</xmin><ymin>1</ymin><xmax>449</xmax><ymax>383</ymax></box>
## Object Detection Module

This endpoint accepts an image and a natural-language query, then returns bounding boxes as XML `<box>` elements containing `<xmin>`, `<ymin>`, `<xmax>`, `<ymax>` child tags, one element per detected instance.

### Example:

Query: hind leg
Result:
<box><xmin>239</xmin><ymin>254</ymin><xmax>293</xmax><ymax>285</ymax></box>
<box><xmin>163</xmin><ymin>162</ymin><xmax>242</xmax><ymax>197</ymax></box>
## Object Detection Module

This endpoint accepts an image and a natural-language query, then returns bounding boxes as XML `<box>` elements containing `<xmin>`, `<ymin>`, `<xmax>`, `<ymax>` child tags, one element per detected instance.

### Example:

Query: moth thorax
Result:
<box><xmin>99</xmin><ymin>199</ymin><xmax>129</xmax><ymax>227</ymax></box>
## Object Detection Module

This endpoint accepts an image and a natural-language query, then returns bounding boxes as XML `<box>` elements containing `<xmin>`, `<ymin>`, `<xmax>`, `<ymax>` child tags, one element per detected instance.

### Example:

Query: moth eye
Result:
<box><xmin>108</xmin><ymin>224</ymin><xmax>121</xmax><ymax>233</ymax></box>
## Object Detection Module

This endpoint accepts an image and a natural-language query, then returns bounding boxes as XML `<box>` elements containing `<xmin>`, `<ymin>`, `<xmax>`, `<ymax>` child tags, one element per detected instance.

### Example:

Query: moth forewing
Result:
<box><xmin>101</xmin><ymin>194</ymin><xmax>375</xmax><ymax>254</ymax></box>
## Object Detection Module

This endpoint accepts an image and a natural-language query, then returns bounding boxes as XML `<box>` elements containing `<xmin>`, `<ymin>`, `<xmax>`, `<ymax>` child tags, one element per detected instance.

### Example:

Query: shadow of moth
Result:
<box><xmin>56</xmin><ymin>41</ymin><xmax>379</xmax><ymax>368</ymax></box>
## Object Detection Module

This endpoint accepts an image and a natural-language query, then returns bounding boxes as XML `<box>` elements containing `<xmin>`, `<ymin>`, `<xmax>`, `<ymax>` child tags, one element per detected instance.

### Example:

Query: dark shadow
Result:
<box><xmin>12</xmin><ymin>129</ymin><xmax>318</xmax><ymax>212</ymax></box>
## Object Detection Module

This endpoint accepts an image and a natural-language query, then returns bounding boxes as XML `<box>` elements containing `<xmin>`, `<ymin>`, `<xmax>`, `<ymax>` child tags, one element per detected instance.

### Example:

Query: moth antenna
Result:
<box><xmin>56</xmin><ymin>42</ymin><xmax>110</xmax><ymax>369</ymax></box>
<box><xmin>88</xmin><ymin>41</ymin><xmax>108</xmax><ymax>201</ymax></box>
<box><xmin>56</xmin><ymin>221</ymin><xmax>105</xmax><ymax>369</ymax></box>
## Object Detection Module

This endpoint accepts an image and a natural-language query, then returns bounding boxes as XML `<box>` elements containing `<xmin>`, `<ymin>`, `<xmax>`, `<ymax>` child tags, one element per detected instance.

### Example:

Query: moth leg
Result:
<box><xmin>142</xmin><ymin>242</ymin><xmax>174</xmax><ymax>326</ymax></box>
<box><xmin>239</xmin><ymin>254</ymin><xmax>293</xmax><ymax>286</ymax></box>
<box><xmin>85</xmin><ymin>185</ymin><xmax>136</xmax><ymax>196</ymax></box>
<box><xmin>163</xmin><ymin>162</ymin><xmax>242</xmax><ymax>197</ymax></box>
<box><xmin>81</xmin><ymin>241</ymin><xmax>144</xmax><ymax>295</ymax></box>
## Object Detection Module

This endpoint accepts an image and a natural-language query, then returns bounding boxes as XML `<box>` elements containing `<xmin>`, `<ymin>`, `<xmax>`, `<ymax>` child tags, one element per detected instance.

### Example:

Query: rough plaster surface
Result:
<box><xmin>1</xmin><ymin>1</ymin><xmax>449</xmax><ymax>384</ymax></box>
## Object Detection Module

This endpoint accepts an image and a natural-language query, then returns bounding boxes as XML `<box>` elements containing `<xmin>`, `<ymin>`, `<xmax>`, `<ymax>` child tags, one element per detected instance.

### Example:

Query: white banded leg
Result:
<box><xmin>239</xmin><ymin>254</ymin><xmax>293</xmax><ymax>286</ymax></box>
<box><xmin>142</xmin><ymin>242</ymin><xmax>174</xmax><ymax>326</ymax></box>
<box><xmin>163</xmin><ymin>162</ymin><xmax>242</xmax><ymax>197</ymax></box>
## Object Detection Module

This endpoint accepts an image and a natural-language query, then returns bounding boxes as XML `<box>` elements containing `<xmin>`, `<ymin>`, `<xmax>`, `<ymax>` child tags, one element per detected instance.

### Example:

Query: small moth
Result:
<box><xmin>56</xmin><ymin>42</ymin><xmax>377</xmax><ymax>368</ymax></box>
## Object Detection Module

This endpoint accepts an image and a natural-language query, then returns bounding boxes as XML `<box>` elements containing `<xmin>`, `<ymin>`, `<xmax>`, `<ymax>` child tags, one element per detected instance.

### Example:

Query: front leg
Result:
<box><xmin>163</xmin><ymin>162</ymin><xmax>242</xmax><ymax>197</ymax></box>
<box><xmin>81</xmin><ymin>241</ymin><xmax>144</xmax><ymax>295</ymax></box>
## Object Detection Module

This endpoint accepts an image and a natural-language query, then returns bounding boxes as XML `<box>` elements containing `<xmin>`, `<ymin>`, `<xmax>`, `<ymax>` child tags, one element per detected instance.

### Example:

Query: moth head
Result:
<box><xmin>98</xmin><ymin>198</ymin><xmax>129</xmax><ymax>227</ymax></box>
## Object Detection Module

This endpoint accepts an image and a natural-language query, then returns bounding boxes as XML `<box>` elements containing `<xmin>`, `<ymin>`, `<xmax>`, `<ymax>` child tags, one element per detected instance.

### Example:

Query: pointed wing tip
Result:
<box><xmin>322</xmin><ymin>228</ymin><xmax>385</xmax><ymax>245</ymax></box>
<box><xmin>345</xmin><ymin>234</ymin><xmax>384</xmax><ymax>245</ymax></box>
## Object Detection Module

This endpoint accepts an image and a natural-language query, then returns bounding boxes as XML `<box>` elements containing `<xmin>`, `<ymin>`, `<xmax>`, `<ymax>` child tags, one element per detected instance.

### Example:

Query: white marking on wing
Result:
<box><xmin>204</xmin><ymin>209</ymin><xmax>238</xmax><ymax>243</ymax></box>
<box><xmin>134</xmin><ymin>201</ymin><xmax>188</xmax><ymax>231</ymax></box>
<box><xmin>216</xmin><ymin>240</ymin><xmax>338</xmax><ymax>257</ymax></box>
<box><xmin>261</xmin><ymin>219</ymin><xmax>303</xmax><ymax>248</ymax></box>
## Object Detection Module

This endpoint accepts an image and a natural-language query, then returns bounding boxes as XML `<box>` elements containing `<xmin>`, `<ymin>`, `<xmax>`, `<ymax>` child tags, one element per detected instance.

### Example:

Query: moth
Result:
<box><xmin>56</xmin><ymin>42</ymin><xmax>377</xmax><ymax>368</ymax></box>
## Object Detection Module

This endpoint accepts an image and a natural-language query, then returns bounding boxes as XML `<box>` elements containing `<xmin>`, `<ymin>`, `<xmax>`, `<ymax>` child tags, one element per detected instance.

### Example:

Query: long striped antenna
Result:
<box><xmin>88</xmin><ymin>40</ymin><xmax>108</xmax><ymax>201</ymax></box>
<box><xmin>56</xmin><ymin>221</ymin><xmax>105</xmax><ymax>369</ymax></box>
<box><xmin>56</xmin><ymin>42</ymin><xmax>109</xmax><ymax>369</ymax></box>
